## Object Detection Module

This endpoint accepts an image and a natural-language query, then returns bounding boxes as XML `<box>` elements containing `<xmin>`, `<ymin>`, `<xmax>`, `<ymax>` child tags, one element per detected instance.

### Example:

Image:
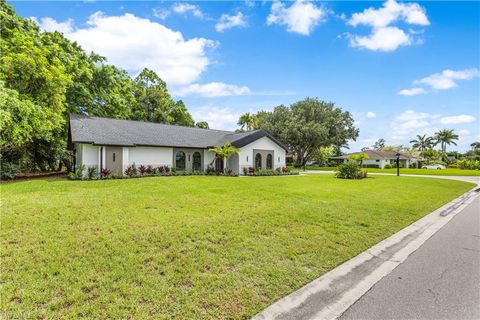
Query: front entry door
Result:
<box><xmin>215</xmin><ymin>156</ymin><xmax>224</xmax><ymax>173</ymax></box>
<box><xmin>105</xmin><ymin>147</ymin><xmax>123</xmax><ymax>173</ymax></box>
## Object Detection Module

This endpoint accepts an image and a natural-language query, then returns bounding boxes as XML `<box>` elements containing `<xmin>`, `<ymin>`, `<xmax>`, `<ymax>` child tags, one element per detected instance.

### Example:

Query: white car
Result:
<box><xmin>422</xmin><ymin>164</ymin><xmax>446</xmax><ymax>170</ymax></box>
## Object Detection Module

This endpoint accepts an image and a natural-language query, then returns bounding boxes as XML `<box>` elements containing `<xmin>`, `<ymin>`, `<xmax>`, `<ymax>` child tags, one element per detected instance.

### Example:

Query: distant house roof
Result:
<box><xmin>330</xmin><ymin>150</ymin><xmax>419</xmax><ymax>160</ymax></box>
<box><xmin>69</xmin><ymin>114</ymin><xmax>287</xmax><ymax>150</ymax></box>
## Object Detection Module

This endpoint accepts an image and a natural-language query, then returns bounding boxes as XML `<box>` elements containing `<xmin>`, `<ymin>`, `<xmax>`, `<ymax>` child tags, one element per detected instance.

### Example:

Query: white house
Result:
<box><xmin>68</xmin><ymin>114</ymin><xmax>287</xmax><ymax>175</ymax></box>
<box><xmin>330</xmin><ymin>150</ymin><xmax>421</xmax><ymax>169</ymax></box>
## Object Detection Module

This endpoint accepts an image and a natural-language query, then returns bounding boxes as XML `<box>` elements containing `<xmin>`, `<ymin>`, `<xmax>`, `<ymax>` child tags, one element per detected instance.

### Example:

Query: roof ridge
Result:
<box><xmin>69</xmin><ymin>113</ymin><xmax>234</xmax><ymax>134</ymax></box>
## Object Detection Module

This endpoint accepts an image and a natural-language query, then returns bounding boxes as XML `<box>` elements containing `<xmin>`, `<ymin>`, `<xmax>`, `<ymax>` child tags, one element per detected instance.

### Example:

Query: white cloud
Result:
<box><xmin>354</xmin><ymin>111</ymin><xmax>377</xmax><ymax>125</ymax></box>
<box><xmin>349</xmin><ymin>26</ymin><xmax>411</xmax><ymax>52</ymax></box>
<box><xmin>398</xmin><ymin>87</ymin><xmax>427</xmax><ymax>96</ymax></box>
<box><xmin>33</xmin><ymin>12</ymin><xmax>217</xmax><ymax>86</ymax></box>
<box><xmin>31</xmin><ymin>17</ymin><xmax>74</xmax><ymax>34</ymax></box>
<box><xmin>414</xmin><ymin>68</ymin><xmax>480</xmax><ymax>90</ymax></box>
<box><xmin>390</xmin><ymin>110</ymin><xmax>434</xmax><ymax>137</ymax></box>
<box><xmin>191</xmin><ymin>106</ymin><xmax>242</xmax><ymax>131</ymax></box>
<box><xmin>348</xmin><ymin>0</ymin><xmax>429</xmax><ymax>28</ymax></box>
<box><xmin>153</xmin><ymin>8</ymin><xmax>171</xmax><ymax>20</ymax></box>
<box><xmin>396</xmin><ymin>110</ymin><xmax>431</xmax><ymax>121</ymax></box>
<box><xmin>245</xmin><ymin>0</ymin><xmax>255</xmax><ymax>8</ymax></box>
<box><xmin>346</xmin><ymin>0</ymin><xmax>429</xmax><ymax>51</ymax></box>
<box><xmin>267</xmin><ymin>0</ymin><xmax>327</xmax><ymax>36</ymax></box>
<box><xmin>173</xmin><ymin>82</ymin><xmax>251</xmax><ymax>97</ymax></box>
<box><xmin>389</xmin><ymin>110</ymin><xmax>477</xmax><ymax>141</ymax></box>
<box><xmin>215</xmin><ymin>12</ymin><xmax>248</xmax><ymax>32</ymax></box>
<box><xmin>439</xmin><ymin>114</ymin><xmax>476</xmax><ymax>125</ymax></box>
<box><xmin>172</xmin><ymin>3</ymin><xmax>203</xmax><ymax>18</ymax></box>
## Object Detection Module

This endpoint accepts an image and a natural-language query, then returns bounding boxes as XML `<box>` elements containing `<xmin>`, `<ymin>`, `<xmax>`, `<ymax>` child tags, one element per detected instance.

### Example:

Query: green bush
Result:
<box><xmin>384</xmin><ymin>164</ymin><xmax>393</xmax><ymax>169</ymax></box>
<box><xmin>67</xmin><ymin>165</ymin><xmax>85</xmax><ymax>180</ymax></box>
<box><xmin>0</xmin><ymin>161</ymin><xmax>19</xmax><ymax>180</ymax></box>
<box><xmin>457</xmin><ymin>159</ymin><xmax>480</xmax><ymax>170</ymax></box>
<box><xmin>335</xmin><ymin>162</ymin><xmax>366</xmax><ymax>179</ymax></box>
<box><xmin>86</xmin><ymin>166</ymin><xmax>98</xmax><ymax>180</ymax></box>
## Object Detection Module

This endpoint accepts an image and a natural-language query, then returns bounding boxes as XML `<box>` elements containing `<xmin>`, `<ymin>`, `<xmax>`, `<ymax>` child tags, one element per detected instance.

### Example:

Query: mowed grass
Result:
<box><xmin>0</xmin><ymin>175</ymin><xmax>474</xmax><ymax>319</ymax></box>
<box><xmin>305</xmin><ymin>166</ymin><xmax>480</xmax><ymax>176</ymax></box>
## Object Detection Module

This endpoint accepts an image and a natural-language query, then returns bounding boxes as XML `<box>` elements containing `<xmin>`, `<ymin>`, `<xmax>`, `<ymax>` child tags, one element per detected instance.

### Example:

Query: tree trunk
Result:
<box><xmin>295</xmin><ymin>149</ymin><xmax>305</xmax><ymax>167</ymax></box>
<box><xmin>63</xmin><ymin>159</ymin><xmax>72</xmax><ymax>173</ymax></box>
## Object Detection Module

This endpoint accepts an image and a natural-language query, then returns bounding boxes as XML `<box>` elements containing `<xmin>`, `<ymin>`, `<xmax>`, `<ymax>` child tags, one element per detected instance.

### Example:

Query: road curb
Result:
<box><xmin>252</xmin><ymin>184</ymin><xmax>479</xmax><ymax>320</ymax></box>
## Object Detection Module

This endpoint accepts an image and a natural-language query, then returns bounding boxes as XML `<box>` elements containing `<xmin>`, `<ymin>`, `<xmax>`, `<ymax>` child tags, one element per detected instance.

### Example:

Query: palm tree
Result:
<box><xmin>421</xmin><ymin>148</ymin><xmax>440</xmax><ymax>163</ymax></box>
<box><xmin>409</xmin><ymin>134</ymin><xmax>434</xmax><ymax>151</ymax></box>
<box><xmin>434</xmin><ymin>129</ymin><xmax>459</xmax><ymax>153</ymax></box>
<box><xmin>208</xmin><ymin>142</ymin><xmax>240</xmax><ymax>170</ymax></box>
<box><xmin>237</xmin><ymin>113</ymin><xmax>259</xmax><ymax>131</ymax></box>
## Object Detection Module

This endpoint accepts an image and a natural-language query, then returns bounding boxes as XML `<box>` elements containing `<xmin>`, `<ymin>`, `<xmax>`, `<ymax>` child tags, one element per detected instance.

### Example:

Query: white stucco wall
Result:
<box><xmin>82</xmin><ymin>144</ymin><xmax>100</xmax><ymax>169</ymax></box>
<box><xmin>362</xmin><ymin>159</ymin><xmax>384</xmax><ymax>168</ymax></box>
<box><xmin>203</xmin><ymin>149</ymin><xmax>216</xmax><ymax>171</ymax></box>
<box><xmin>227</xmin><ymin>155</ymin><xmax>240</xmax><ymax>174</ymax></box>
<box><xmin>238</xmin><ymin>136</ymin><xmax>286</xmax><ymax>173</ymax></box>
<box><xmin>121</xmin><ymin>147</ymin><xmax>129</xmax><ymax>173</ymax></box>
<box><xmin>76</xmin><ymin>138</ymin><xmax>286</xmax><ymax>175</ymax></box>
<box><xmin>128</xmin><ymin>147</ymin><xmax>173</xmax><ymax>167</ymax></box>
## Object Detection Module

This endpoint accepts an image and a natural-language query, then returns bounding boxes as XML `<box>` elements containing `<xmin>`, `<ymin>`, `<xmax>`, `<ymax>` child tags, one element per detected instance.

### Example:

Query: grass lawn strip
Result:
<box><xmin>305</xmin><ymin>166</ymin><xmax>480</xmax><ymax>176</ymax></box>
<box><xmin>0</xmin><ymin>175</ymin><xmax>474</xmax><ymax>319</ymax></box>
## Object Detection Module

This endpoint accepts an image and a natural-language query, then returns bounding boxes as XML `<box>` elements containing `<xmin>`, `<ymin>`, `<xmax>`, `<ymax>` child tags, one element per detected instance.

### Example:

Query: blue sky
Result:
<box><xmin>12</xmin><ymin>0</ymin><xmax>480</xmax><ymax>151</ymax></box>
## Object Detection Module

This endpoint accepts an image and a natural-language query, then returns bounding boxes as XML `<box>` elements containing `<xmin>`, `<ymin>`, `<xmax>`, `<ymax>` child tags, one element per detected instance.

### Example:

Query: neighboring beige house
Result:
<box><xmin>68</xmin><ymin>114</ymin><xmax>287</xmax><ymax>175</ymax></box>
<box><xmin>330</xmin><ymin>150</ymin><xmax>421</xmax><ymax>169</ymax></box>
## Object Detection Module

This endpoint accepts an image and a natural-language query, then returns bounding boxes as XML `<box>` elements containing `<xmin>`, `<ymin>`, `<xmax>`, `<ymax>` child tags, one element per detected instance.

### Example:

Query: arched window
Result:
<box><xmin>176</xmin><ymin>151</ymin><xmax>186</xmax><ymax>170</ymax></box>
<box><xmin>266</xmin><ymin>154</ymin><xmax>273</xmax><ymax>169</ymax></box>
<box><xmin>255</xmin><ymin>153</ymin><xmax>262</xmax><ymax>169</ymax></box>
<box><xmin>192</xmin><ymin>152</ymin><xmax>202</xmax><ymax>171</ymax></box>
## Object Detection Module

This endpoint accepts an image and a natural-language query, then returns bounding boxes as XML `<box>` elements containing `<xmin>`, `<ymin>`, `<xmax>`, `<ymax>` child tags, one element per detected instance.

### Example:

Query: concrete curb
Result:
<box><xmin>252</xmin><ymin>184</ymin><xmax>480</xmax><ymax>320</ymax></box>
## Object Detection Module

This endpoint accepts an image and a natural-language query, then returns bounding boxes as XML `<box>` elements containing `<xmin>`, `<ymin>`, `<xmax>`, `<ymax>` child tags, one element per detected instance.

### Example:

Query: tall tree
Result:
<box><xmin>0</xmin><ymin>2</ymin><xmax>198</xmax><ymax>174</ymax></box>
<box><xmin>434</xmin><ymin>129</ymin><xmax>459</xmax><ymax>153</ymax></box>
<box><xmin>372</xmin><ymin>138</ymin><xmax>386</xmax><ymax>150</ymax></box>
<box><xmin>169</xmin><ymin>100</ymin><xmax>195</xmax><ymax>127</ymax></box>
<box><xmin>132</xmin><ymin>68</ymin><xmax>175</xmax><ymax>123</ymax></box>
<box><xmin>0</xmin><ymin>81</ymin><xmax>54</xmax><ymax>161</ymax></box>
<box><xmin>257</xmin><ymin>98</ymin><xmax>359</xmax><ymax>167</ymax></box>
<box><xmin>237</xmin><ymin>112</ymin><xmax>259</xmax><ymax>131</ymax></box>
<box><xmin>132</xmin><ymin>68</ymin><xmax>194</xmax><ymax>126</ymax></box>
<box><xmin>470</xmin><ymin>141</ymin><xmax>480</xmax><ymax>153</ymax></box>
<box><xmin>0</xmin><ymin>1</ymin><xmax>72</xmax><ymax>170</ymax></box>
<box><xmin>409</xmin><ymin>134</ymin><xmax>433</xmax><ymax>151</ymax></box>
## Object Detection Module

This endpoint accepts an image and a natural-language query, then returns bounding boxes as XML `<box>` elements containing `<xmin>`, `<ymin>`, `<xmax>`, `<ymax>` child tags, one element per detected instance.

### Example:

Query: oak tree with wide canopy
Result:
<box><xmin>257</xmin><ymin>98</ymin><xmax>359</xmax><ymax>167</ymax></box>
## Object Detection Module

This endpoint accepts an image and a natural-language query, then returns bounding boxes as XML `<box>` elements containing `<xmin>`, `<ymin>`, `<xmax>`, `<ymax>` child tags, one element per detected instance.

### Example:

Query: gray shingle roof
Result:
<box><xmin>69</xmin><ymin>114</ymin><xmax>287</xmax><ymax>150</ymax></box>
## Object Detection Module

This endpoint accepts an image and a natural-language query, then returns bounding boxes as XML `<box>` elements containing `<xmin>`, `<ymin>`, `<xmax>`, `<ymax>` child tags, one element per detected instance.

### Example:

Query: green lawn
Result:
<box><xmin>0</xmin><ymin>175</ymin><xmax>474</xmax><ymax>319</ymax></box>
<box><xmin>305</xmin><ymin>166</ymin><xmax>480</xmax><ymax>176</ymax></box>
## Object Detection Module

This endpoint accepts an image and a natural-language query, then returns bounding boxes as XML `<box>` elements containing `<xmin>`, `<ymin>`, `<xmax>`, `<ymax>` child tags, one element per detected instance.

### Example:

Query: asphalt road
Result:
<box><xmin>340</xmin><ymin>195</ymin><xmax>480</xmax><ymax>320</ymax></box>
